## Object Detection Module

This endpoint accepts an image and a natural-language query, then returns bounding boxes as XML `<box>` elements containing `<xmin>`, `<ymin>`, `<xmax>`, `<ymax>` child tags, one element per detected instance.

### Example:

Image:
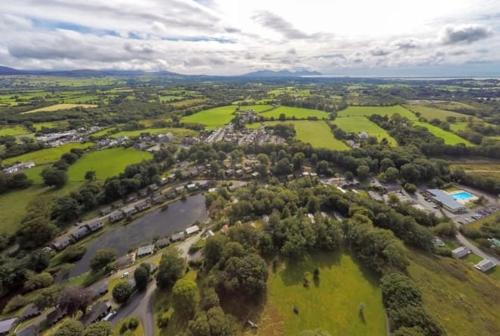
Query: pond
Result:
<box><xmin>69</xmin><ymin>194</ymin><xmax>207</xmax><ymax>277</ymax></box>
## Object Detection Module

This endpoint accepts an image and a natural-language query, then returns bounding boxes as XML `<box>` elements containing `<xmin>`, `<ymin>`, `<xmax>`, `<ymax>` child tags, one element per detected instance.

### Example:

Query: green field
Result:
<box><xmin>240</xmin><ymin>105</ymin><xmax>274</xmax><ymax>113</ymax></box>
<box><xmin>333</xmin><ymin>117</ymin><xmax>397</xmax><ymax>146</ymax></box>
<box><xmin>338</xmin><ymin>105</ymin><xmax>416</xmax><ymax>120</ymax></box>
<box><xmin>449</xmin><ymin>160</ymin><xmax>500</xmax><ymax>181</ymax></box>
<box><xmin>449</xmin><ymin>122</ymin><xmax>469</xmax><ymax>133</ymax></box>
<box><xmin>21</xmin><ymin>103</ymin><xmax>97</xmax><ymax>114</ymax></box>
<box><xmin>405</xmin><ymin>104</ymin><xmax>471</xmax><ymax>122</ymax></box>
<box><xmin>67</xmin><ymin>147</ymin><xmax>152</xmax><ymax>182</ymax></box>
<box><xmin>248</xmin><ymin>121</ymin><xmax>349</xmax><ymax>150</ymax></box>
<box><xmin>408</xmin><ymin>251</ymin><xmax>500</xmax><ymax>336</ymax></box>
<box><xmin>181</xmin><ymin>105</ymin><xmax>237</xmax><ymax>129</ymax></box>
<box><xmin>0</xmin><ymin>125</ymin><xmax>31</xmax><ymax>137</ymax></box>
<box><xmin>251</xmin><ymin>253</ymin><xmax>386</xmax><ymax>336</ymax></box>
<box><xmin>260</xmin><ymin>106</ymin><xmax>329</xmax><ymax>119</ymax></box>
<box><xmin>3</xmin><ymin>142</ymin><xmax>93</xmax><ymax>165</ymax></box>
<box><xmin>110</xmin><ymin>127</ymin><xmax>197</xmax><ymax>139</ymax></box>
<box><xmin>413</xmin><ymin>121</ymin><xmax>473</xmax><ymax>146</ymax></box>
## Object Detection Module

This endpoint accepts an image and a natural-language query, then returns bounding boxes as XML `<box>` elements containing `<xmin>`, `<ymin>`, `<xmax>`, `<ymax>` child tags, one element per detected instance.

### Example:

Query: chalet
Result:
<box><xmin>137</xmin><ymin>244</ymin><xmax>155</xmax><ymax>257</ymax></box>
<box><xmin>155</xmin><ymin>238</ymin><xmax>170</xmax><ymax>248</ymax></box>
<box><xmin>51</xmin><ymin>236</ymin><xmax>71</xmax><ymax>251</ymax></box>
<box><xmin>451</xmin><ymin>246</ymin><xmax>470</xmax><ymax>259</ymax></box>
<box><xmin>175</xmin><ymin>186</ymin><xmax>185</xmax><ymax>195</ymax></box>
<box><xmin>0</xmin><ymin>318</ymin><xmax>17</xmax><ymax>335</ymax></box>
<box><xmin>135</xmin><ymin>200</ymin><xmax>151</xmax><ymax>212</ymax></box>
<box><xmin>91</xmin><ymin>282</ymin><xmax>109</xmax><ymax>299</ymax></box>
<box><xmin>148</xmin><ymin>184</ymin><xmax>159</xmax><ymax>192</ymax></box>
<box><xmin>475</xmin><ymin>259</ymin><xmax>496</xmax><ymax>272</ymax></box>
<box><xmin>20</xmin><ymin>304</ymin><xmax>41</xmax><ymax>321</ymax></box>
<box><xmin>151</xmin><ymin>194</ymin><xmax>165</xmax><ymax>204</ymax></box>
<box><xmin>171</xmin><ymin>232</ymin><xmax>186</xmax><ymax>242</ymax></box>
<box><xmin>197</xmin><ymin>181</ymin><xmax>210</xmax><ymax>190</ymax></box>
<box><xmin>99</xmin><ymin>207</ymin><xmax>112</xmax><ymax>216</ymax></box>
<box><xmin>46</xmin><ymin>308</ymin><xmax>67</xmax><ymax>326</ymax></box>
<box><xmin>70</xmin><ymin>226</ymin><xmax>90</xmax><ymax>242</ymax></box>
<box><xmin>164</xmin><ymin>189</ymin><xmax>177</xmax><ymax>199</ymax></box>
<box><xmin>122</xmin><ymin>206</ymin><xmax>138</xmax><ymax>217</ymax></box>
<box><xmin>126</xmin><ymin>194</ymin><xmax>138</xmax><ymax>203</ymax></box>
<box><xmin>185</xmin><ymin>225</ymin><xmax>201</xmax><ymax>236</ymax></box>
<box><xmin>81</xmin><ymin>301</ymin><xmax>111</xmax><ymax>326</ymax></box>
<box><xmin>86</xmin><ymin>219</ymin><xmax>104</xmax><ymax>232</ymax></box>
<box><xmin>115</xmin><ymin>253</ymin><xmax>136</xmax><ymax>269</ymax></box>
<box><xmin>138</xmin><ymin>188</ymin><xmax>149</xmax><ymax>198</ymax></box>
<box><xmin>109</xmin><ymin>210</ymin><xmax>125</xmax><ymax>222</ymax></box>
<box><xmin>186</xmin><ymin>183</ymin><xmax>198</xmax><ymax>192</ymax></box>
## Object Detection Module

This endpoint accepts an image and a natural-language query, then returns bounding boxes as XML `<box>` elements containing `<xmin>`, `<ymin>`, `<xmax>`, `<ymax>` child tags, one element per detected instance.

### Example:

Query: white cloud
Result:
<box><xmin>0</xmin><ymin>0</ymin><xmax>499</xmax><ymax>75</ymax></box>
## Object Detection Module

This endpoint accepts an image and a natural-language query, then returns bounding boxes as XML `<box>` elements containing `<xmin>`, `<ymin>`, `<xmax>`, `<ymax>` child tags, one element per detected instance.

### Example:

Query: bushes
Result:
<box><xmin>432</xmin><ymin>222</ymin><xmax>456</xmax><ymax>238</ymax></box>
<box><xmin>61</xmin><ymin>245</ymin><xmax>87</xmax><ymax>263</ymax></box>
<box><xmin>112</xmin><ymin>281</ymin><xmax>134</xmax><ymax>304</ymax></box>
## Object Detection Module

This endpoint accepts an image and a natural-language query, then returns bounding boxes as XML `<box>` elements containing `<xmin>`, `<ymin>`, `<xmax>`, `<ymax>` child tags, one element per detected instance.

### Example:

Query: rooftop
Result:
<box><xmin>428</xmin><ymin>189</ymin><xmax>466</xmax><ymax>211</ymax></box>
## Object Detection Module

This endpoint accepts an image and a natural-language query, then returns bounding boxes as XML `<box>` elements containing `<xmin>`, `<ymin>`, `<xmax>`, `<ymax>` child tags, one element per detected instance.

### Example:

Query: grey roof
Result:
<box><xmin>15</xmin><ymin>325</ymin><xmax>38</xmax><ymax>336</ymax></box>
<box><xmin>428</xmin><ymin>189</ymin><xmax>465</xmax><ymax>211</ymax></box>
<box><xmin>0</xmin><ymin>318</ymin><xmax>16</xmax><ymax>333</ymax></box>
<box><xmin>137</xmin><ymin>244</ymin><xmax>155</xmax><ymax>256</ymax></box>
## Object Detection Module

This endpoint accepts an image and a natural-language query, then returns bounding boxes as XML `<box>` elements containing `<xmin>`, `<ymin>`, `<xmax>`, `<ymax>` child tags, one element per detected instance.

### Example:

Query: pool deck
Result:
<box><xmin>448</xmin><ymin>190</ymin><xmax>478</xmax><ymax>204</ymax></box>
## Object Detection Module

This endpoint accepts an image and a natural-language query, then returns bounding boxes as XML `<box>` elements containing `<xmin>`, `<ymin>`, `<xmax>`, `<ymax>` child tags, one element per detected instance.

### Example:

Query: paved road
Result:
<box><xmin>455</xmin><ymin>232</ymin><xmax>500</xmax><ymax>265</ymax></box>
<box><xmin>112</xmin><ymin>234</ymin><xmax>201</xmax><ymax>336</ymax></box>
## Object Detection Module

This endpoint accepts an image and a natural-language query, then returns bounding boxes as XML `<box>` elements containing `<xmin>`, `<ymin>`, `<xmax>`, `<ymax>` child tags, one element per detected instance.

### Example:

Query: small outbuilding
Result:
<box><xmin>475</xmin><ymin>259</ymin><xmax>496</xmax><ymax>273</ymax></box>
<box><xmin>137</xmin><ymin>244</ymin><xmax>155</xmax><ymax>257</ymax></box>
<box><xmin>185</xmin><ymin>225</ymin><xmax>201</xmax><ymax>236</ymax></box>
<box><xmin>451</xmin><ymin>246</ymin><xmax>470</xmax><ymax>259</ymax></box>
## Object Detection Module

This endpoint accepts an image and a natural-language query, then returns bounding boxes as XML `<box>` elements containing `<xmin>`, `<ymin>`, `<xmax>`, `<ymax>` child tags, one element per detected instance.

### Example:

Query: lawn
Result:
<box><xmin>250</xmin><ymin>252</ymin><xmax>386</xmax><ymax>336</ymax></box>
<box><xmin>181</xmin><ymin>105</ymin><xmax>237</xmax><ymax>129</ymax></box>
<box><xmin>338</xmin><ymin>105</ymin><xmax>417</xmax><ymax>120</ymax></box>
<box><xmin>405</xmin><ymin>104</ymin><xmax>471</xmax><ymax>122</ymax></box>
<box><xmin>32</xmin><ymin>121</ymin><xmax>69</xmax><ymax>131</ymax></box>
<box><xmin>0</xmin><ymin>125</ymin><xmax>31</xmax><ymax>137</ymax></box>
<box><xmin>3</xmin><ymin>142</ymin><xmax>94</xmax><ymax>165</ymax></box>
<box><xmin>21</xmin><ymin>103</ymin><xmax>97</xmax><ymax>114</ymax></box>
<box><xmin>248</xmin><ymin>121</ymin><xmax>349</xmax><ymax>150</ymax></box>
<box><xmin>332</xmin><ymin>117</ymin><xmax>397</xmax><ymax>146</ymax></box>
<box><xmin>408</xmin><ymin>250</ymin><xmax>500</xmax><ymax>336</ymax></box>
<box><xmin>67</xmin><ymin>147</ymin><xmax>153</xmax><ymax>182</ymax></box>
<box><xmin>413</xmin><ymin>121</ymin><xmax>473</xmax><ymax>146</ymax></box>
<box><xmin>110</xmin><ymin>127</ymin><xmax>197</xmax><ymax>139</ymax></box>
<box><xmin>259</xmin><ymin>106</ymin><xmax>329</xmax><ymax>119</ymax></box>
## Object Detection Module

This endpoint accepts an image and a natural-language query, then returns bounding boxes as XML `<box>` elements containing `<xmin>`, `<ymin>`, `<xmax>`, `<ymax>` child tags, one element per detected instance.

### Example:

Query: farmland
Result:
<box><xmin>248</xmin><ymin>120</ymin><xmax>349</xmax><ymax>150</ymax></box>
<box><xmin>181</xmin><ymin>105</ymin><xmax>237</xmax><ymax>129</ymax></box>
<box><xmin>32</xmin><ymin>121</ymin><xmax>69</xmax><ymax>131</ymax></box>
<box><xmin>21</xmin><ymin>103</ymin><xmax>97</xmax><ymax>114</ymax></box>
<box><xmin>333</xmin><ymin>116</ymin><xmax>397</xmax><ymax>146</ymax></box>
<box><xmin>338</xmin><ymin>105</ymin><xmax>417</xmax><ymax>120</ymax></box>
<box><xmin>241</xmin><ymin>104</ymin><xmax>274</xmax><ymax>113</ymax></box>
<box><xmin>3</xmin><ymin>142</ymin><xmax>93</xmax><ymax>165</ymax></box>
<box><xmin>259</xmin><ymin>106</ymin><xmax>329</xmax><ymax>119</ymax></box>
<box><xmin>0</xmin><ymin>125</ymin><xmax>31</xmax><ymax>136</ymax></box>
<box><xmin>413</xmin><ymin>121</ymin><xmax>473</xmax><ymax>146</ymax></box>
<box><xmin>110</xmin><ymin>127</ymin><xmax>197</xmax><ymax>139</ymax></box>
<box><xmin>405</xmin><ymin>104</ymin><xmax>471</xmax><ymax>122</ymax></box>
<box><xmin>449</xmin><ymin>160</ymin><xmax>500</xmax><ymax>181</ymax></box>
<box><xmin>250</xmin><ymin>253</ymin><xmax>386</xmax><ymax>336</ymax></box>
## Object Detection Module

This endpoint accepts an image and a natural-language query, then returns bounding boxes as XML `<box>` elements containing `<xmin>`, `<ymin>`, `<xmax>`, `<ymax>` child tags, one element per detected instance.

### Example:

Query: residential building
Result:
<box><xmin>137</xmin><ymin>244</ymin><xmax>155</xmax><ymax>257</ymax></box>
<box><xmin>451</xmin><ymin>246</ymin><xmax>470</xmax><ymax>259</ymax></box>
<box><xmin>475</xmin><ymin>259</ymin><xmax>496</xmax><ymax>272</ymax></box>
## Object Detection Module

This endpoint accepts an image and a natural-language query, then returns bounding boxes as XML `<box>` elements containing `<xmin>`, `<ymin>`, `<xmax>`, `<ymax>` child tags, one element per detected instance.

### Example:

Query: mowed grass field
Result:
<box><xmin>3</xmin><ymin>142</ymin><xmax>93</xmax><ymax>165</ymax></box>
<box><xmin>32</xmin><ymin>121</ymin><xmax>69</xmax><ymax>131</ymax></box>
<box><xmin>0</xmin><ymin>125</ymin><xmax>31</xmax><ymax>137</ymax></box>
<box><xmin>181</xmin><ymin>105</ymin><xmax>237</xmax><ymax>129</ymax></box>
<box><xmin>405</xmin><ymin>104</ymin><xmax>471</xmax><ymax>122</ymax></box>
<box><xmin>413</xmin><ymin>121</ymin><xmax>473</xmax><ymax>146</ymax></box>
<box><xmin>249</xmin><ymin>253</ymin><xmax>386</xmax><ymax>336</ymax></box>
<box><xmin>110</xmin><ymin>127</ymin><xmax>198</xmax><ymax>139</ymax></box>
<box><xmin>0</xmin><ymin>147</ymin><xmax>151</xmax><ymax>234</ymax></box>
<box><xmin>260</xmin><ymin>106</ymin><xmax>329</xmax><ymax>119</ymax></box>
<box><xmin>338</xmin><ymin>105</ymin><xmax>417</xmax><ymax>120</ymax></box>
<box><xmin>408</xmin><ymin>251</ymin><xmax>500</xmax><ymax>336</ymax></box>
<box><xmin>240</xmin><ymin>104</ymin><xmax>274</xmax><ymax>113</ymax></box>
<box><xmin>333</xmin><ymin>117</ymin><xmax>397</xmax><ymax>146</ymax></box>
<box><xmin>21</xmin><ymin>103</ymin><xmax>97</xmax><ymax>114</ymax></box>
<box><xmin>248</xmin><ymin>121</ymin><xmax>349</xmax><ymax>150</ymax></box>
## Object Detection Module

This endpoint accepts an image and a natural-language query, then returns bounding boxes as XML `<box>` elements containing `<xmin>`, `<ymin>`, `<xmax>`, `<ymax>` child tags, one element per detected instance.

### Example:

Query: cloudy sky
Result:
<box><xmin>1</xmin><ymin>0</ymin><xmax>500</xmax><ymax>76</ymax></box>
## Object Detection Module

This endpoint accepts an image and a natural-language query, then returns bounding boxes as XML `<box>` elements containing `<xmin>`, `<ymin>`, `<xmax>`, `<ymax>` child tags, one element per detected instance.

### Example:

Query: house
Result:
<box><xmin>70</xmin><ymin>226</ymin><xmax>90</xmax><ymax>242</ymax></box>
<box><xmin>115</xmin><ymin>253</ymin><xmax>136</xmax><ymax>269</ymax></box>
<box><xmin>109</xmin><ymin>210</ymin><xmax>125</xmax><ymax>223</ymax></box>
<box><xmin>20</xmin><ymin>303</ymin><xmax>41</xmax><ymax>321</ymax></box>
<box><xmin>175</xmin><ymin>186</ymin><xmax>185</xmax><ymax>195</ymax></box>
<box><xmin>148</xmin><ymin>184</ymin><xmax>159</xmax><ymax>192</ymax></box>
<box><xmin>81</xmin><ymin>301</ymin><xmax>111</xmax><ymax>326</ymax></box>
<box><xmin>122</xmin><ymin>206</ymin><xmax>138</xmax><ymax>217</ymax></box>
<box><xmin>185</xmin><ymin>225</ymin><xmax>201</xmax><ymax>236</ymax></box>
<box><xmin>137</xmin><ymin>244</ymin><xmax>155</xmax><ymax>257</ymax></box>
<box><xmin>197</xmin><ymin>181</ymin><xmax>210</xmax><ymax>190</ymax></box>
<box><xmin>151</xmin><ymin>194</ymin><xmax>165</xmax><ymax>204</ymax></box>
<box><xmin>474</xmin><ymin>259</ymin><xmax>496</xmax><ymax>272</ymax></box>
<box><xmin>51</xmin><ymin>236</ymin><xmax>71</xmax><ymax>251</ymax></box>
<box><xmin>171</xmin><ymin>232</ymin><xmax>186</xmax><ymax>242</ymax></box>
<box><xmin>46</xmin><ymin>308</ymin><xmax>67</xmax><ymax>326</ymax></box>
<box><xmin>91</xmin><ymin>282</ymin><xmax>109</xmax><ymax>299</ymax></box>
<box><xmin>155</xmin><ymin>238</ymin><xmax>170</xmax><ymax>248</ymax></box>
<box><xmin>0</xmin><ymin>318</ymin><xmax>16</xmax><ymax>335</ymax></box>
<box><xmin>186</xmin><ymin>183</ymin><xmax>198</xmax><ymax>192</ymax></box>
<box><xmin>126</xmin><ymin>194</ymin><xmax>138</xmax><ymax>203</ymax></box>
<box><xmin>99</xmin><ymin>207</ymin><xmax>112</xmax><ymax>216</ymax></box>
<box><xmin>138</xmin><ymin>188</ymin><xmax>149</xmax><ymax>198</ymax></box>
<box><xmin>86</xmin><ymin>219</ymin><xmax>104</xmax><ymax>232</ymax></box>
<box><xmin>451</xmin><ymin>246</ymin><xmax>470</xmax><ymax>259</ymax></box>
<box><xmin>427</xmin><ymin>189</ymin><xmax>467</xmax><ymax>213</ymax></box>
<box><xmin>135</xmin><ymin>200</ymin><xmax>151</xmax><ymax>212</ymax></box>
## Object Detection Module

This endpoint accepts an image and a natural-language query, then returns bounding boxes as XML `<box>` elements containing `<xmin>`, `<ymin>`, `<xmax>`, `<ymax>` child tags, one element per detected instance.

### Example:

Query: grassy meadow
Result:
<box><xmin>338</xmin><ymin>105</ymin><xmax>416</xmax><ymax>120</ymax></box>
<box><xmin>240</xmin><ymin>104</ymin><xmax>274</xmax><ymax>113</ymax></box>
<box><xmin>3</xmin><ymin>142</ymin><xmax>93</xmax><ymax>165</ymax></box>
<box><xmin>333</xmin><ymin>117</ymin><xmax>397</xmax><ymax>146</ymax></box>
<box><xmin>259</xmin><ymin>106</ymin><xmax>329</xmax><ymax>119</ymax></box>
<box><xmin>21</xmin><ymin>103</ymin><xmax>97</xmax><ymax>114</ymax></box>
<box><xmin>248</xmin><ymin>253</ymin><xmax>386</xmax><ymax>336</ymax></box>
<box><xmin>413</xmin><ymin>121</ymin><xmax>473</xmax><ymax>146</ymax></box>
<box><xmin>405</xmin><ymin>104</ymin><xmax>471</xmax><ymax>122</ymax></box>
<box><xmin>0</xmin><ymin>125</ymin><xmax>31</xmax><ymax>137</ymax></box>
<box><xmin>181</xmin><ymin>105</ymin><xmax>237</xmax><ymax>129</ymax></box>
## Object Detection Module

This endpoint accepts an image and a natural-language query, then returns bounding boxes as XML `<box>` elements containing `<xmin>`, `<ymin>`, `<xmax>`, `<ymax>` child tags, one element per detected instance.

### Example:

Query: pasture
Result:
<box><xmin>413</xmin><ymin>121</ymin><xmax>473</xmax><ymax>146</ymax></box>
<box><xmin>181</xmin><ymin>105</ymin><xmax>237</xmax><ymax>129</ymax></box>
<box><xmin>259</xmin><ymin>106</ymin><xmax>329</xmax><ymax>119</ymax></box>
<box><xmin>248</xmin><ymin>121</ymin><xmax>349</xmax><ymax>150</ymax></box>
<box><xmin>449</xmin><ymin>160</ymin><xmax>500</xmax><ymax>181</ymax></box>
<box><xmin>32</xmin><ymin>121</ymin><xmax>69</xmax><ymax>131</ymax></box>
<box><xmin>110</xmin><ymin>127</ymin><xmax>197</xmax><ymax>139</ymax></box>
<box><xmin>21</xmin><ymin>103</ymin><xmax>97</xmax><ymax>114</ymax></box>
<box><xmin>405</xmin><ymin>104</ymin><xmax>471</xmax><ymax>122</ymax></box>
<box><xmin>333</xmin><ymin>117</ymin><xmax>397</xmax><ymax>146</ymax></box>
<box><xmin>0</xmin><ymin>125</ymin><xmax>31</xmax><ymax>137</ymax></box>
<box><xmin>338</xmin><ymin>105</ymin><xmax>417</xmax><ymax>120</ymax></box>
<box><xmin>250</xmin><ymin>253</ymin><xmax>386</xmax><ymax>336</ymax></box>
<box><xmin>171</xmin><ymin>98</ymin><xmax>207</xmax><ymax>109</ymax></box>
<box><xmin>3</xmin><ymin>142</ymin><xmax>93</xmax><ymax>165</ymax></box>
<box><xmin>240</xmin><ymin>104</ymin><xmax>274</xmax><ymax>113</ymax></box>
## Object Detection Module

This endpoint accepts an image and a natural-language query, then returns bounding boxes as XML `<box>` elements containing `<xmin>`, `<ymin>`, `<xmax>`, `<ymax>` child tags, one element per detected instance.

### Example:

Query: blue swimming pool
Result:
<box><xmin>452</xmin><ymin>191</ymin><xmax>474</xmax><ymax>201</ymax></box>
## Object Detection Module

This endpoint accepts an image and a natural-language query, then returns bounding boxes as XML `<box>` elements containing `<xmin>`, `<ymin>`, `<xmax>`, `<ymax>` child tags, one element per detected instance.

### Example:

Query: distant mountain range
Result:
<box><xmin>0</xmin><ymin>65</ymin><xmax>321</xmax><ymax>78</ymax></box>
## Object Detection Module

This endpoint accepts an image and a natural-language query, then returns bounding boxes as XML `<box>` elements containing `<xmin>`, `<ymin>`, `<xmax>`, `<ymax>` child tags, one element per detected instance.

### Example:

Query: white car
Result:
<box><xmin>103</xmin><ymin>310</ymin><xmax>117</xmax><ymax>321</ymax></box>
